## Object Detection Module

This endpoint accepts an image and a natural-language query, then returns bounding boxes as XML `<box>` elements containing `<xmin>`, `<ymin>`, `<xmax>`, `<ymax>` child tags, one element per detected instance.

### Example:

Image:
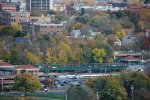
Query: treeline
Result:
<box><xmin>67</xmin><ymin>71</ymin><xmax>150</xmax><ymax>100</ymax></box>
<box><xmin>0</xmin><ymin>37</ymin><xmax>113</xmax><ymax>65</ymax></box>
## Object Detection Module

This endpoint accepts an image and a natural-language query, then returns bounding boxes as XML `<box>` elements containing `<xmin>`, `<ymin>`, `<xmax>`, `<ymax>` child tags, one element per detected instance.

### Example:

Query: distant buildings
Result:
<box><xmin>0</xmin><ymin>9</ymin><xmax>30</xmax><ymax>25</ymax></box>
<box><xmin>26</xmin><ymin>0</ymin><xmax>54</xmax><ymax>12</ymax></box>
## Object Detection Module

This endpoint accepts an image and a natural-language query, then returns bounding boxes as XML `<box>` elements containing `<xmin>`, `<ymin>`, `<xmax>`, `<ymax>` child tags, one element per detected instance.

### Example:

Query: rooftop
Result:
<box><xmin>0</xmin><ymin>61</ymin><xmax>13</xmax><ymax>66</ymax></box>
<box><xmin>120</xmin><ymin>56</ymin><xmax>140</xmax><ymax>61</ymax></box>
<box><xmin>16</xmin><ymin>65</ymin><xmax>38</xmax><ymax>69</ymax></box>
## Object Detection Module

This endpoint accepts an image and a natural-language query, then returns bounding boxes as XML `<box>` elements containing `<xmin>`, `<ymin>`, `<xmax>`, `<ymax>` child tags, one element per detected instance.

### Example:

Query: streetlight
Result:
<box><xmin>131</xmin><ymin>85</ymin><xmax>134</xmax><ymax>100</ymax></box>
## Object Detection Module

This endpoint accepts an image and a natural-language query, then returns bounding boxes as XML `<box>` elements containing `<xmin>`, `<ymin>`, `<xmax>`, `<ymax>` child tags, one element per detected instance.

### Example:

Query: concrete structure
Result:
<box><xmin>26</xmin><ymin>0</ymin><xmax>54</xmax><ymax>12</ymax></box>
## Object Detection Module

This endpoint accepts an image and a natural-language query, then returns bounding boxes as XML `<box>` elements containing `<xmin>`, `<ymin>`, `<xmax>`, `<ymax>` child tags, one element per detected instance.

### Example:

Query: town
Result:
<box><xmin>0</xmin><ymin>0</ymin><xmax>150</xmax><ymax>100</ymax></box>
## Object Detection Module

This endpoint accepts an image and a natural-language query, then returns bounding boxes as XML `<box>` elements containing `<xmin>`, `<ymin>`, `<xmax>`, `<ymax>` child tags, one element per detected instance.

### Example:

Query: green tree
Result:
<box><xmin>67</xmin><ymin>86</ymin><xmax>96</xmax><ymax>100</ymax></box>
<box><xmin>13</xmin><ymin>73</ymin><xmax>41</xmax><ymax>96</ymax></box>
<box><xmin>9</xmin><ymin>48</ymin><xmax>22</xmax><ymax>64</ymax></box>
<box><xmin>92</xmin><ymin>48</ymin><xmax>106</xmax><ymax>63</ymax></box>
<box><xmin>1</xmin><ymin>26</ymin><xmax>16</xmax><ymax>36</ymax></box>
<box><xmin>92</xmin><ymin>76</ymin><xmax>127</xmax><ymax>100</ymax></box>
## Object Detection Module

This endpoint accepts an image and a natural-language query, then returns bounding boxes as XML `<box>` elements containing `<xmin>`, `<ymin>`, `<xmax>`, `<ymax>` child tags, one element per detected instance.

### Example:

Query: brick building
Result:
<box><xmin>0</xmin><ymin>61</ymin><xmax>39</xmax><ymax>92</ymax></box>
<box><xmin>32</xmin><ymin>22</ymin><xmax>64</xmax><ymax>37</ymax></box>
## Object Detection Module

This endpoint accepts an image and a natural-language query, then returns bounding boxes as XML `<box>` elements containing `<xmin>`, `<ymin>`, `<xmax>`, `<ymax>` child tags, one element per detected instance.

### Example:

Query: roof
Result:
<box><xmin>16</xmin><ymin>65</ymin><xmax>38</xmax><ymax>69</ymax></box>
<box><xmin>0</xmin><ymin>61</ymin><xmax>13</xmax><ymax>66</ymax></box>
<box><xmin>120</xmin><ymin>56</ymin><xmax>140</xmax><ymax>61</ymax></box>
<box><xmin>113</xmin><ymin>51</ymin><xmax>141</xmax><ymax>56</ymax></box>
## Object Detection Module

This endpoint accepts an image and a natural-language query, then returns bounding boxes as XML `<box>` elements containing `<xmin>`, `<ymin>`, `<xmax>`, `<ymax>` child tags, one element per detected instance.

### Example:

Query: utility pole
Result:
<box><xmin>131</xmin><ymin>85</ymin><xmax>134</xmax><ymax>100</ymax></box>
<box><xmin>1</xmin><ymin>78</ymin><xmax>3</xmax><ymax>93</ymax></box>
<box><xmin>97</xmin><ymin>91</ymin><xmax>99</xmax><ymax>100</ymax></box>
<box><xmin>66</xmin><ymin>93</ymin><xmax>67</xmax><ymax>100</ymax></box>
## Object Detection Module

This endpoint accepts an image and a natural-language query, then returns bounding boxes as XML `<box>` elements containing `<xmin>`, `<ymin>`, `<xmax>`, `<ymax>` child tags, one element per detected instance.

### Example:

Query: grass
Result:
<box><xmin>0</xmin><ymin>92</ymin><xmax>65</xmax><ymax>100</ymax></box>
<box><xmin>33</xmin><ymin>93</ymin><xmax>65</xmax><ymax>100</ymax></box>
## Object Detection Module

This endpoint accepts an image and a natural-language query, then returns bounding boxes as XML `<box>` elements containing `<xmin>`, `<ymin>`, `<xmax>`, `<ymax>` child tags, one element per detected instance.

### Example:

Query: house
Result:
<box><xmin>70</xmin><ymin>29</ymin><xmax>81</xmax><ymax>38</ymax></box>
<box><xmin>114</xmin><ymin>39</ymin><xmax>122</xmax><ymax>46</ymax></box>
<box><xmin>119</xmin><ymin>56</ymin><xmax>140</xmax><ymax>65</ymax></box>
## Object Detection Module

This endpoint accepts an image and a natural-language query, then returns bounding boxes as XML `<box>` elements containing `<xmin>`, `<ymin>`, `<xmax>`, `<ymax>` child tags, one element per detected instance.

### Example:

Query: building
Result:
<box><xmin>0</xmin><ymin>10</ymin><xmax>30</xmax><ymax>25</ymax></box>
<box><xmin>32</xmin><ymin>22</ymin><xmax>64</xmax><ymax>37</ymax></box>
<box><xmin>0</xmin><ymin>61</ymin><xmax>39</xmax><ymax>92</ymax></box>
<box><xmin>30</xmin><ymin>14</ymin><xmax>51</xmax><ymax>23</ymax></box>
<box><xmin>19</xmin><ymin>0</ymin><xmax>26</xmax><ymax>12</ymax></box>
<box><xmin>127</xmin><ymin>5</ymin><xmax>150</xmax><ymax>12</ymax></box>
<box><xmin>53</xmin><ymin>3</ymin><xmax>66</xmax><ymax>11</ymax></box>
<box><xmin>26</xmin><ymin>0</ymin><xmax>54</xmax><ymax>12</ymax></box>
<box><xmin>0</xmin><ymin>3</ymin><xmax>17</xmax><ymax>12</ymax></box>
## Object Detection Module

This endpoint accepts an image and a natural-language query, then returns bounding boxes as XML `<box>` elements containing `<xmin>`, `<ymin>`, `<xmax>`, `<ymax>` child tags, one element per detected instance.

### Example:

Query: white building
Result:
<box><xmin>70</xmin><ymin>29</ymin><xmax>81</xmax><ymax>38</ymax></box>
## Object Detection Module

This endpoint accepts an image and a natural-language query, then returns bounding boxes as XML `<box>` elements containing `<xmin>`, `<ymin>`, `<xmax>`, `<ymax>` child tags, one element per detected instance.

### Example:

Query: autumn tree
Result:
<box><xmin>24</xmin><ymin>50</ymin><xmax>42</xmax><ymax>64</ymax></box>
<box><xmin>92</xmin><ymin>48</ymin><xmax>106</xmax><ymax>63</ymax></box>
<box><xmin>114</xmin><ymin>24</ymin><xmax>125</xmax><ymax>39</ymax></box>
<box><xmin>13</xmin><ymin>73</ymin><xmax>41</xmax><ymax>96</ymax></box>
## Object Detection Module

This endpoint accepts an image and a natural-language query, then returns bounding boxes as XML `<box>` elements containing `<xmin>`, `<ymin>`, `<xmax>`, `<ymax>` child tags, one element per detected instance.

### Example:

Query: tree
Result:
<box><xmin>114</xmin><ymin>25</ymin><xmax>125</xmax><ymax>39</ymax></box>
<box><xmin>67</xmin><ymin>86</ymin><xmax>96</xmax><ymax>100</ymax></box>
<box><xmin>92</xmin><ymin>76</ymin><xmax>127</xmax><ymax>100</ymax></box>
<box><xmin>24</xmin><ymin>50</ymin><xmax>42</xmax><ymax>64</ymax></box>
<box><xmin>85</xmin><ymin>77</ymin><xmax>94</xmax><ymax>88</ymax></box>
<box><xmin>92</xmin><ymin>48</ymin><xmax>106</xmax><ymax>63</ymax></box>
<box><xmin>13</xmin><ymin>73</ymin><xmax>41</xmax><ymax>96</ymax></box>
<box><xmin>9</xmin><ymin>48</ymin><xmax>22</xmax><ymax>64</ymax></box>
<box><xmin>1</xmin><ymin>25</ymin><xmax>16</xmax><ymax>36</ymax></box>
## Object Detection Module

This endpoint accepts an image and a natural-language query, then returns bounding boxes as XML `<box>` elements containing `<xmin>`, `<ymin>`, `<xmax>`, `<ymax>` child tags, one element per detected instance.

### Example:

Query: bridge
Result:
<box><xmin>39</xmin><ymin>63</ymin><xmax>128</xmax><ymax>73</ymax></box>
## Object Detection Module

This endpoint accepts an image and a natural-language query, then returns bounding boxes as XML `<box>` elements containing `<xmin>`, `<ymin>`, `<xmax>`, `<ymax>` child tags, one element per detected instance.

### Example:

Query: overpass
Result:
<box><xmin>39</xmin><ymin>63</ymin><xmax>128</xmax><ymax>73</ymax></box>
